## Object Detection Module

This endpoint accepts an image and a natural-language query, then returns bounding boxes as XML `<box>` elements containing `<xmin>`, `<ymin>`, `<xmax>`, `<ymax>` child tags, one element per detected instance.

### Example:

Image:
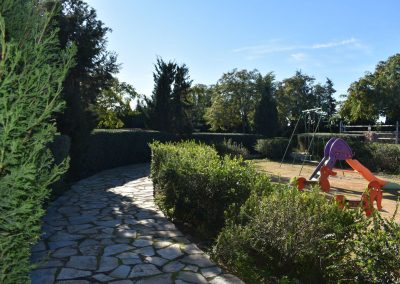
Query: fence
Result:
<box><xmin>339</xmin><ymin>121</ymin><xmax>399</xmax><ymax>144</ymax></box>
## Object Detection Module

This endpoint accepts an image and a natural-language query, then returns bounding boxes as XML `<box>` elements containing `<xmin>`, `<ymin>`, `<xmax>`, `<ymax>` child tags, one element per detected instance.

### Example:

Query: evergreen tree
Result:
<box><xmin>53</xmin><ymin>0</ymin><xmax>119</xmax><ymax>178</ymax></box>
<box><xmin>146</xmin><ymin>58</ymin><xmax>176</xmax><ymax>131</ymax></box>
<box><xmin>144</xmin><ymin>58</ymin><xmax>193</xmax><ymax>133</ymax></box>
<box><xmin>0</xmin><ymin>1</ymin><xmax>74</xmax><ymax>282</ymax></box>
<box><xmin>254</xmin><ymin>73</ymin><xmax>279</xmax><ymax>137</ymax></box>
<box><xmin>171</xmin><ymin>64</ymin><xmax>193</xmax><ymax>133</ymax></box>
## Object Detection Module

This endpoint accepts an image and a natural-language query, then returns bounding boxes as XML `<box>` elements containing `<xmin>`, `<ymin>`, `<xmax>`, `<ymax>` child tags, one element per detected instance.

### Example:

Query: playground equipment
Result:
<box><xmin>294</xmin><ymin>137</ymin><xmax>386</xmax><ymax>216</ymax></box>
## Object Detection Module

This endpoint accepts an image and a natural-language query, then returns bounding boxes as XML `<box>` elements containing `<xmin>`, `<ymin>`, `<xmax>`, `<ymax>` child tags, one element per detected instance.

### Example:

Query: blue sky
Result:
<box><xmin>85</xmin><ymin>0</ymin><xmax>400</xmax><ymax>99</ymax></box>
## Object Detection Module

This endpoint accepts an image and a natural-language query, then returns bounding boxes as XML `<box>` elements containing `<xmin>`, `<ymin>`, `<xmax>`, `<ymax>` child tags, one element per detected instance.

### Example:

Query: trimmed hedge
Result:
<box><xmin>69</xmin><ymin>129</ymin><xmax>264</xmax><ymax>180</ymax></box>
<box><xmin>254</xmin><ymin>137</ymin><xmax>292</xmax><ymax>160</ymax></box>
<box><xmin>71</xmin><ymin>129</ymin><xmax>177</xmax><ymax>180</ymax></box>
<box><xmin>150</xmin><ymin>141</ymin><xmax>272</xmax><ymax>238</ymax></box>
<box><xmin>191</xmin><ymin>132</ymin><xmax>264</xmax><ymax>153</ymax></box>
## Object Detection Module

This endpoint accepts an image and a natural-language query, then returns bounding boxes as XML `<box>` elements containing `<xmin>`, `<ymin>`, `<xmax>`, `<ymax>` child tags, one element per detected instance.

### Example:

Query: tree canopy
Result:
<box><xmin>340</xmin><ymin>54</ymin><xmax>400</xmax><ymax>124</ymax></box>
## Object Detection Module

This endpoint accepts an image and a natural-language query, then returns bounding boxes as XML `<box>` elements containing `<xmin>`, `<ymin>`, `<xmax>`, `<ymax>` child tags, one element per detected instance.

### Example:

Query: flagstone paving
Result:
<box><xmin>30</xmin><ymin>164</ymin><xmax>244</xmax><ymax>284</ymax></box>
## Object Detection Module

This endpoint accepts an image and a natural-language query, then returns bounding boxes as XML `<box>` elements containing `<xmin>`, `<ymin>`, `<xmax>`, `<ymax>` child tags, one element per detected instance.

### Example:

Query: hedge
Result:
<box><xmin>254</xmin><ymin>137</ymin><xmax>292</xmax><ymax>160</ymax></box>
<box><xmin>150</xmin><ymin>141</ymin><xmax>272</xmax><ymax>238</ymax></box>
<box><xmin>71</xmin><ymin>129</ymin><xmax>177</xmax><ymax>180</ymax></box>
<box><xmin>67</xmin><ymin>129</ymin><xmax>264</xmax><ymax>180</ymax></box>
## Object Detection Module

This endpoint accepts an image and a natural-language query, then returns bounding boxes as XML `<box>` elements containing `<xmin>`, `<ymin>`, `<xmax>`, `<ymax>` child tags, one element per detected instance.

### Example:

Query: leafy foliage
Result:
<box><xmin>340</xmin><ymin>53</ymin><xmax>400</xmax><ymax>124</ymax></box>
<box><xmin>329</xmin><ymin>213</ymin><xmax>400</xmax><ymax>283</ymax></box>
<box><xmin>96</xmin><ymin>78</ymin><xmax>138</xmax><ymax>129</ymax></box>
<box><xmin>213</xmin><ymin>188</ymin><xmax>360</xmax><ymax>283</ymax></box>
<box><xmin>188</xmin><ymin>84</ymin><xmax>213</xmax><ymax>131</ymax></box>
<box><xmin>214</xmin><ymin>138</ymin><xmax>250</xmax><ymax>159</ymax></box>
<box><xmin>0</xmin><ymin>1</ymin><xmax>74</xmax><ymax>282</ymax></box>
<box><xmin>150</xmin><ymin>141</ymin><xmax>272</xmax><ymax>238</ymax></box>
<box><xmin>205</xmin><ymin>69</ymin><xmax>277</xmax><ymax>133</ymax></box>
<box><xmin>254</xmin><ymin>138</ymin><xmax>291</xmax><ymax>160</ymax></box>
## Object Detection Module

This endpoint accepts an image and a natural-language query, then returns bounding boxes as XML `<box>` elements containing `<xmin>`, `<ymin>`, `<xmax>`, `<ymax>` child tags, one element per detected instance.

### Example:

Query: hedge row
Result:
<box><xmin>150</xmin><ymin>141</ymin><xmax>272</xmax><ymax>238</ymax></box>
<box><xmin>151</xmin><ymin>141</ymin><xmax>400</xmax><ymax>283</ymax></box>
<box><xmin>69</xmin><ymin>129</ymin><xmax>265</xmax><ymax>180</ymax></box>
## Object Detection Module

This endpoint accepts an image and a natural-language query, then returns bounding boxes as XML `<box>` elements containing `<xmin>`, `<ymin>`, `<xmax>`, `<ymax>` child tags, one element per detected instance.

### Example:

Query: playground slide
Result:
<box><xmin>345</xmin><ymin>159</ymin><xmax>386</xmax><ymax>186</ymax></box>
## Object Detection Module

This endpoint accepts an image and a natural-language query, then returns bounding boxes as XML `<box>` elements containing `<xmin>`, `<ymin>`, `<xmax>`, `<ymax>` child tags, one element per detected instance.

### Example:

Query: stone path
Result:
<box><xmin>30</xmin><ymin>164</ymin><xmax>244</xmax><ymax>284</ymax></box>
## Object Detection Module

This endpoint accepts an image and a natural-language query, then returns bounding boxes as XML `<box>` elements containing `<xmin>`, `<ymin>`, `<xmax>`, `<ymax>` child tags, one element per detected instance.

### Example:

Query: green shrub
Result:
<box><xmin>254</xmin><ymin>138</ymin><xmax>291</xmax><ymax>160</ymax></box>
<box><xmin>214</xmin><ymin>138</ymin><xmax>250</xmax><ymax>159</ymax></box>
<box><xmin>0</xmin><ymin>2</ymin><xmax>74</xmax><ymax>282</ymax></box>
<box><xmin>191</xmin><ymin>132</ymin><xmax>264</xmax><ymax>153</ymax></box>
<box><xmin>331</xmin><ymin>213</ymin><xmax>400</xmax><ymax>283</ymax></box>
<box><xmin>71</xmin><ymin>129</ymin><xmax>177</xmax><ymax>180</ymax></box>
<box><xmin>369</xmin><ymin>143</ymin><xmax>400</xmax><ymax>174</ymax></box>
<box><xmin>150</xmin><ymin>141</ymin><xmax>272</xmax><ymax>238</ymax></box>
<box><xmin>213</xmin><ymin>188</ymin><xmax>359</xmax><ymax>283</ymax></box>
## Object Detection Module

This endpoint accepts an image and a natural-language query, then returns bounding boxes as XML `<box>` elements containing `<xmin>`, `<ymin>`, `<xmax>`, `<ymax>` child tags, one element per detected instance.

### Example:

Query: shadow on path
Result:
<box><xmin>30</xmin><ymin>164</ymin><xmax>243</xmax><ymax>284</ymax></box>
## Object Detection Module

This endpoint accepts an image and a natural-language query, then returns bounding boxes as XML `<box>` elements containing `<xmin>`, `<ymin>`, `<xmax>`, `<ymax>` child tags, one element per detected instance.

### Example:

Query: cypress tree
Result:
<box><xmin>254</xmin><ymin>74</ymin><xmax>279</xmax><ymax>137</ymax></box>
<box><xmin>0</xmin><ymin>1</ymin><xmax>74</xmax><ymax>282</ymax></box>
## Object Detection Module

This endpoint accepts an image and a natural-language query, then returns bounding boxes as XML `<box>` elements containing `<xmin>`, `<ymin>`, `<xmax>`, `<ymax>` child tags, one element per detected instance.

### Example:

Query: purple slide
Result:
<box><xmin>309</xmin><ymin>138</ymin><xmax>353</xmax><ymax>180</ymax></box>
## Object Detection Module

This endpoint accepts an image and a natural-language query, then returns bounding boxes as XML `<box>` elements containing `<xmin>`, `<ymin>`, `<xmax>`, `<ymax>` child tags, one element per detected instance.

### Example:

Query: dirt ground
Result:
<box><xmin>253</xmin><ymin>159</ymin><xmax>400</xmax><ymax>223</ymax></box>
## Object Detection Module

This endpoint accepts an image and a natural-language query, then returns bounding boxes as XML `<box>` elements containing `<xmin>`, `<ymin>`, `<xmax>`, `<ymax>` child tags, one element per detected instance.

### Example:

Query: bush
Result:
<box><xmin>150</xmin><ymin>141</ymin><xmax>272</xmax><ymax>238</ymax></box>
<box><xmin>254</xmin><ymin>137</ymin><xmax>291</xmax><ymax>160</ymax></box>
<box><xmin>192</xmin><ymin>132</ymin><xmax>264</xmax><ymax>153</ymax></box>
<box><xmin>214</xmin><ymin>138</ymin><xmax>250</xmax><ymax>159</ymax></box>
<box><xmin>331</xmin><ymin>213</ymin><xmax>400</xmax><ymax>283</ymax></box>
<box><xmin>369</xmin><ymin>143</ymin><xmax>400</xmax><ymax>174</ymax></box>
<box><xmin>213</xmin><ymin>188</ymin><xmax>359</xmax><ymax>283</ymax></box>
<box><xmin>0</xmin><ymin>2</ymin><xmax>74</xmax><ymax>282</ymax></box>
<box><xmin>71</xmin><ymin>129</ymin><xmax>177</xmax><ymax>180</ymax></box>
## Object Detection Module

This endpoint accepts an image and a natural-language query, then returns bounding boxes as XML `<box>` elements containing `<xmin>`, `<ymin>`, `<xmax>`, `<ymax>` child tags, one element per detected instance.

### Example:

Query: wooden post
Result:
<box><xmin>396</xmin><ymin>121</ymin><xmax>399</xmax><ymax>144</ymax></box>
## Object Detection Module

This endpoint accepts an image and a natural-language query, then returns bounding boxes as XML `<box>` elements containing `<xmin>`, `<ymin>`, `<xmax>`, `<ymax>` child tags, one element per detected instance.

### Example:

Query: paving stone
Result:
<box><xmin>57</xmin><ymin>268</ymin><xmax>92</xmax><ymax>280</ymax></box>
<box><xmin>182</xmin><ymin>243</ymin><xmax>203</xmax><ymax>254</ymax></box>
<box><xmin>177</xmin><ymin>271</ymin><xmax>208</xmax><ymax>284</ymax></box>
<box><xmin>31</xmin><ymin>268</ymin><xmax>57</xmax><ymax>284</ymax></box>
<box><xmin>132</xmin><ymin>238</ymin><xmax>153</xmax><ymax>247</ymax></box>
<box><xmin>109</xmin><ymin>265</ymin><xmax>131</xmax><ymax>278</ymax></box>
<box><xmin>109</xmin><ymin>280</ymin><xmax>134</xmax><ymax>284</ymax></box>
<box><xmin>67</xmin><ymin>224</ymin><xmax>93</xmax><ymax>233</ymax></box>
<box><xmin>135</xmin><ymin>273</ymin><xmax>173</xmax><ymax>284</ymax></box>
<box><xmin>93</xmin><ymin>273</ymin><xmax>115</xmax><ymax>282</ymax></box>
<box><xmin>184</xmin><ymin>265</ymin><xmax>199</xmax><ymax>272</ymax></box>
<box><xmin>38</xmin><ymin>259</ymin><xmax>64</xmax><ymax>268</ymax></box>
<box><xmin>144</xmin><ymin>256</ymin><xmax>168</xmax><ymax>267</ymax></box>
<box><xmin>68</xmin><ymin>215</ymin><xmax>97</xmax><ymax>225</ymax></box>
<box><xmin>56</xmin><ymin>281</ymin><xmax>90</xmax><ymax>284</ymax></box>
<box><xmin>162</xmin><ymin>261</ymin><xmax>185</xmax><ymax>272</ymax></box>
<box><xmin>49</xmin><ymin>241</ymin><xmax>77</xmax><ymax>250</ymax></box>
<box><xmin>134</xmin><ymin>246</ymin><xmax>155</xmax><ymax>257</ymax></box>
<box><xmin>153</xmin><ymin>240</ymin><xmax>173</xmax><ymax>249</ymax></box>
<box><xmin>209</xmin><ymin>274</ymin><xmax>245</xmax><ymax>284</ymax></box>
<box><xmin>180</xmin><ymin>254</ymin><xmax>214</xmax><ymax>268</ymax></box>
<box><xmin>156</xmin><ymin>244</ymin><xmax>183</xmax><ymax>260</ymax></box>
<box><xmin>32</xmin><ymin>241</ymin><xmax>46</xmax><ymax>252</ymax></box>
<box><xmin>52</xmin><ymin>247</ymin><xmax>78</xmax><ymax>258</ymax></box>
<box><xmin>66</xmin><ymin>256</ymin><xmax>97</xmax><ymax>270</ymax></box>
<box><xmin>103</xmin><ymin>244</ymin><xmax>134</xmax><ymax>256</ymax></box>
<box><xmin>50</xmin><ymin>232</ymin><xmax>84</xmax><ymax>242</ymax></box>
<box><xmin>116</xmin><ymin>229</ymin><xmax>137</xmax><ymax>238</ymax></box>
<box><xmin>97</xmin><ymin>256</ymin><xmax>119</xmax><ymax>272</ymax></box>
<box><xmin>129</xmin><ymin>264</ymin><xmax>161</xmax><ymax>278</ymax></box>
<box><xmin>201</xmin><ymin>266</ymin><xmax>222</xmax><ymax>278</ymax></box>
